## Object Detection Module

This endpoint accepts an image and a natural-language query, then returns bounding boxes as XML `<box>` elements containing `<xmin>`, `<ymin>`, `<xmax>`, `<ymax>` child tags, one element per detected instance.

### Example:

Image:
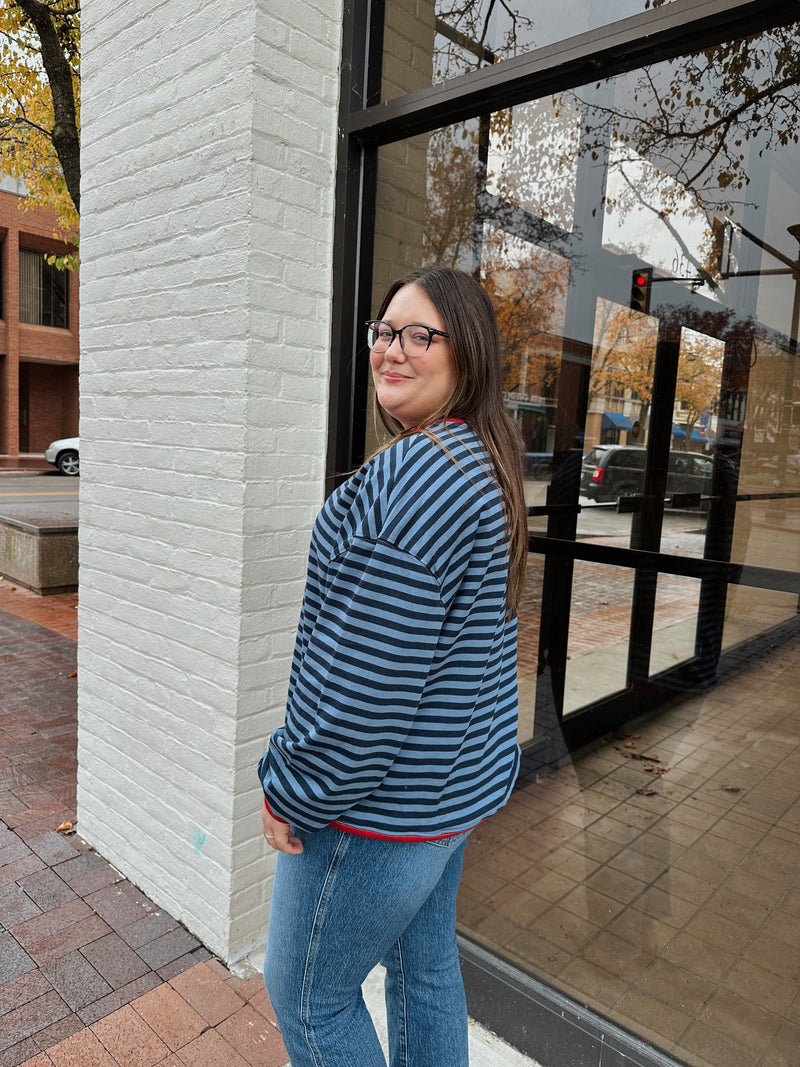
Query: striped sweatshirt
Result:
<box><xmin>257</xmin><ymin>421</ymin><xmax>521</xmax><ymax>838</ymax></box>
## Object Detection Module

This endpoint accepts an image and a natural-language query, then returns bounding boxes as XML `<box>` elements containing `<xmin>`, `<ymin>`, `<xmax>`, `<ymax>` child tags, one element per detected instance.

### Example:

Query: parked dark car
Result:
<box><xmin>581</xmin><ymin>445</ymin><xmax>713</xmax><ymax>502</ymax></box>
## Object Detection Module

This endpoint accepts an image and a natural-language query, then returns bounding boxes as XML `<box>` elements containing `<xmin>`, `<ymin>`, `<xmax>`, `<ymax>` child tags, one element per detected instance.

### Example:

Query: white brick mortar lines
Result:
<box><xmin>77</xmin><ymin>0</ymin><xmax>343</xmax><ymax>967</ymax></box>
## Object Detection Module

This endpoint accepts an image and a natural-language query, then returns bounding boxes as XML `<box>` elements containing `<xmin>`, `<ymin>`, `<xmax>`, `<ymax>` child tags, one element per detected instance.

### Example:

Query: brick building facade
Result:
<box><xmin>0</xmin><ymin>178</ymin><xmax>79</xmax><ymax>457</ymax></box>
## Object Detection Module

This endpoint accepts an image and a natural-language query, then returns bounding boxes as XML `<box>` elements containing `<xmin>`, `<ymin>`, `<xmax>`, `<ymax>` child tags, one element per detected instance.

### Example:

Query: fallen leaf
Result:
<box><xmin>67</xmin><ymin>671</ymin><xmax>77</xmax><ymax>678</ymax></box>
<box><xmin>56</xmin><ymin>820</ymin><xmax>73</xmax><ymax>833</ymax></box>
<box><xmin>721</xmin><ymin>785</ymin><xmax>742</xmax><ymax>793</ymax></box>
<box><xmin>624</xmin><ymin>741</ymin><xmax>636</xmax><ymax>749</ymax></box>
<box><xmin>636</xmin><ymin>788</ymin><xmax>657</xmax><ymax>796</ymax></box>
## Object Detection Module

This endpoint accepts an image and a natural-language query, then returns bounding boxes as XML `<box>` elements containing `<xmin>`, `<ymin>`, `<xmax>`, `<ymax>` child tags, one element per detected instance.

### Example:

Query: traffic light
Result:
<box><xmin>630</xmin><ymin>268</ymin><xmax>653</xmax><ymax>313</ymax></box>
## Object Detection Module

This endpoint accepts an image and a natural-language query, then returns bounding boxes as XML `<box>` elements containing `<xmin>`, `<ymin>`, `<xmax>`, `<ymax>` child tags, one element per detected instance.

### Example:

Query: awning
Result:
<box><xmin>601</xmin><ymin>412</ymin><xmax>633</xmax><ymax>430</ymax></box>
<box><xmin>673</xmin><ymin>425</ymin><xmax>710</xmax><ymax>442</ymax></box>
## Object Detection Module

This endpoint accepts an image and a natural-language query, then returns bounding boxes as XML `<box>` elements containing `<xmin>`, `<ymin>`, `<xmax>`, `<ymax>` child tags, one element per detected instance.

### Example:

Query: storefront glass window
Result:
<box><xmin>367</xmin><ymin>18</ymin><xmax>800</xmax><ymax>1066</ymax></box>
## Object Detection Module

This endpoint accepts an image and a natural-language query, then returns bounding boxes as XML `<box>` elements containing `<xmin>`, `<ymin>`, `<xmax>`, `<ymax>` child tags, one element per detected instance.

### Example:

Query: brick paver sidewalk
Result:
<box><xmin>0</xmin><ymin>585</ymin><xmax>288</xmax><ymax>1067</ymax></box>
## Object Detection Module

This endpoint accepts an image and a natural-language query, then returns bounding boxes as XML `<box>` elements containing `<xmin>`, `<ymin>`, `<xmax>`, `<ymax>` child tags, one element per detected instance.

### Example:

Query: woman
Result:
<box><xmin>258</xmin><ymin>266</ymin><xmax>527</xmax><ymax>1066</ymax></box>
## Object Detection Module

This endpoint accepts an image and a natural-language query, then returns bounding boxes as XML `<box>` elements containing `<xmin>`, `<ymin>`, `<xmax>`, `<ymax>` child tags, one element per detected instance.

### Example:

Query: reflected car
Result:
<box><xmin>581</xmin><ymin>445</ymin><xmax>713</xmax><ymax>503</ymax></box>
<box><xmin>45</xmin><ymin>437</ymin><xmax>80</xmax><ymax>477</ymax></box>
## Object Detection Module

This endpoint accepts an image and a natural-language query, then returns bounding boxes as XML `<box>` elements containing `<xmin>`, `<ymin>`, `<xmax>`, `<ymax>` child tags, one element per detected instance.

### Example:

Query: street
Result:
<box><xmin>0</xmin><ymin>472</ymin><xmax>79</xmax><ymax>502</ymax></box>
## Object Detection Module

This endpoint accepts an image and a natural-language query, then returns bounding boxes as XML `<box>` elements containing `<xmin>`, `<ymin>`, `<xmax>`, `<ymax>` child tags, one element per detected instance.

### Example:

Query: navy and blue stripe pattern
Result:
<box><xmin>258</xmin><ymin>422</ymin><xmax>521</xmax><ymax>837</ymax></box>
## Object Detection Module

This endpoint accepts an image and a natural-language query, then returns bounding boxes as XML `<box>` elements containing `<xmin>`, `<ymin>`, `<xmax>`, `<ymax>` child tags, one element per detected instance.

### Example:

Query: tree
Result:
<box><xmin>421</xmin><ymin>118</ymin><xmax>569</xmax><ymax>400</ymax></box>
<box><xmin>434</xmin><ymin>0</ymin><xmax>534</xmax><ymax>83</ymax></box>
<box><xmin>590</xmin><ymin>300</ymin><xmax>658</xmax><ymax>432</ymax></box>
<box><xmin>423</xmin><ymin>121</ymin><xmax>483</xmax><ymax>268</ymax></box>
<box><xmin>0</xmin><ymin>0</ymin><xmax>80</xmax><ymax>247</ymax></box>
<box><xmin>481</xmin><ymin>236</ymin><xmax>566</xmax><ymax>397</ymax></box>
<box><xmin>614</xmin><ymin>10</ymin><xmax>799</xmax><ymax>217</ymax></box>
<box><xmin>674</xmin><ymin>331</ymin><xmax>724</xmax><ymax>446</ymax></box>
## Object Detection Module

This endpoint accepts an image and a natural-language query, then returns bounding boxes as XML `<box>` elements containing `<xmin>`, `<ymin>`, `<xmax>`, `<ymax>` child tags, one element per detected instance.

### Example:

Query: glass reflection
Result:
<box><xmin>564</xmin><ymin>559</ymin><xmax>634</xmax><ymax>713</ymax></box>
<box><xmin>374</xmin><ymin>23</ymin><xmax>800</xmax><ymax>709</ymax></box>
<box><xmin>382</xmin><ymin>1</ymin><xmax>681</xmax><ymax>101</ymax></box>
<box><xmin>650</xmin><ymin>574</ymin><xmax>703</xmax><ymax>674</ymax></box>
<box><xmin>371</xmin><ymin>15</ymin><xmax>800</xmax><ymax>1067</ymax></box>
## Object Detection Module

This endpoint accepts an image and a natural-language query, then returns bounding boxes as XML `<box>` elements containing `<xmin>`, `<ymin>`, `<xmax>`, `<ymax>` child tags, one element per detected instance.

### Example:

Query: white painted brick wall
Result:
<box><xmin>78</xmin><ymin>0</ymin><xmax>343</xmax><ymax>968</ymax></box>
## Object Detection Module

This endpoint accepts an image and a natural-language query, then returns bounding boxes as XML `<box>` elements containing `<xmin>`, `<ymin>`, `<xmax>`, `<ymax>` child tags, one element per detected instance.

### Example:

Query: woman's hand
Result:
<box><xmin>262</xmin><ymin>803</ymin><xmax>304</xmax><ymax>854</ymax></box>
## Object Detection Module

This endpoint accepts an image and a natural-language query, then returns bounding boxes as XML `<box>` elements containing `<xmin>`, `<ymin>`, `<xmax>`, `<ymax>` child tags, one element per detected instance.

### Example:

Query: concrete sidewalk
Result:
<box><xmin>0</xmin><ymin>457</ymin><xmax>50</xmax><ymax>472</ymax></box>
<box><xmin>0</xmin><ymin>582</ymin><xmax>540</xmax><ymax>1067</ymax></box>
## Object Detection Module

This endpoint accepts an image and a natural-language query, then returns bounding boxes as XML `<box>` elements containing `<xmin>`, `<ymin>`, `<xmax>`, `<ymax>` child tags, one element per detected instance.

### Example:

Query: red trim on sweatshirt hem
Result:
<box><xmin>263</xmin><ymin>797</ymin><xmax>289</xmax><ymax>824</ymax></box>
<box><xmin>330</xmin><ymin>820</ymin><xmax>474</xmax><ymax>842</ymax></box>
<box><xmin>266</xmin><ymin>798</ymin><xmax>478</xmax><ymax>841</ymax></box>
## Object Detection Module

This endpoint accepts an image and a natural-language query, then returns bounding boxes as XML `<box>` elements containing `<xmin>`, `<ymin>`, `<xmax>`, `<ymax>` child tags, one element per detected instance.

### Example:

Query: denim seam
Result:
<box><xmin>395</xmin><ymin>939</ymin><xmax>410</xmax><ymax>1067</ymax></box>
<box><xmin>423</xmin><ymin>829</ymin><xmax>469</xmax><ymax>849</ymax></box>
<box><xmin>300</xmin><ymin>830</ymin><xmax>352</xmax><ymax>1066</ymax></box>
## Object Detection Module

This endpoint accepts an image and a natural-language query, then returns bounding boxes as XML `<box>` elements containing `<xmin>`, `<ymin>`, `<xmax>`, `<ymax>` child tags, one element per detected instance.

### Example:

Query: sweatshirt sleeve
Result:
<box><xmin>258</xmin><ymin>535</ymin><xmax>446</xmax><ymax>832</ymax></box>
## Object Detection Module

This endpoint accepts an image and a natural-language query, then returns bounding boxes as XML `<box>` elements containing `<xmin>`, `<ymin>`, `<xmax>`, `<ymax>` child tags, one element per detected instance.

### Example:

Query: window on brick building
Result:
<box><xmin>19</xmin><ymin>248</ymin><xmax>69</xmax><ymax>329</ymax></box>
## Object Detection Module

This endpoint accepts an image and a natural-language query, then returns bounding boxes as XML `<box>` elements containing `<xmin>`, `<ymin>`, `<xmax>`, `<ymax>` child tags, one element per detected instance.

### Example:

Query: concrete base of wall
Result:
<box><xmin>0</xmin><ymin>507</ymin><xmax>78</xmax><ymax>594</ymax></box>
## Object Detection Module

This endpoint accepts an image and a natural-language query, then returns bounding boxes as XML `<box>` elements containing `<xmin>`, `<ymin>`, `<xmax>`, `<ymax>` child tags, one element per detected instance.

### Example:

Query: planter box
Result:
<box><xmin>0</xmin><ymin>508</ymin><xmax>78</xmax><ymax>594</ymax></box>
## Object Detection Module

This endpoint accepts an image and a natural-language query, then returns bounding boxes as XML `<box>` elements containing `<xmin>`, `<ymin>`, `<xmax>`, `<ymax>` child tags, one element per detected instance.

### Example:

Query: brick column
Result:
<box><xmin>78</xmin><ymin>0</ymin><xmax>342</xmax><ymax>969</ymax></box>
<box><xmin>2</xmin><ymin>228</ymin><xmax>20</xmax><ymax>455</ymax></box>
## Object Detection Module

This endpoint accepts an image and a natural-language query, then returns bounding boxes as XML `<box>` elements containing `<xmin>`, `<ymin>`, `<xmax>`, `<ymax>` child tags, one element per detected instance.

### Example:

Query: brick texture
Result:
<box><xmin>77</xmin><ymin>0</ymin><xmax>344</xmax><ymax>969</ymax></box>
<box><xmin>1</xmin><ymin>605</ymin><xmax>277</xmax><ymax>1063</ymax></box>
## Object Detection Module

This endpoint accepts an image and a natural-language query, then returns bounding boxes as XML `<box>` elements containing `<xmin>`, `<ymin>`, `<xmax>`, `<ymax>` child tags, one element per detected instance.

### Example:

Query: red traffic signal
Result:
<box><xmin>630</xmin><ymin>268</ymin><xmax>653</xmax><ymax>313</ymax></box>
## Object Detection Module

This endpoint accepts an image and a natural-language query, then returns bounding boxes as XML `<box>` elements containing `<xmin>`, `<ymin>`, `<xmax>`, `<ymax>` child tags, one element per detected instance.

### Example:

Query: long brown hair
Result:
<box><xmin>372</xmin><ymin>266</ymin><xmax>528</xmax><ymax>617</ymax></box>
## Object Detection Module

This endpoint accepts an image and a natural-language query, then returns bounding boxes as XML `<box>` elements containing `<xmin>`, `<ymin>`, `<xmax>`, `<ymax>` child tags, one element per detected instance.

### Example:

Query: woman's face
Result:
<box><xmin>370</xmin><ymin>283</ymin><xmax>457</xmax><ymax>430</ymax></box>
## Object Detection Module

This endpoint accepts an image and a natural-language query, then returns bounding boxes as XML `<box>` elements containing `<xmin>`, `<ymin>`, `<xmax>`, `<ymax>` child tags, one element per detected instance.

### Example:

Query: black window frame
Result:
<box><xmin>330</xmin><ymin>5</ymin><xmax>800</xmax><ymax>1061</ymax></box>
<box><xmin>330</xmin><ymin>0</ymin><xmax>800</xmax><ymax>738</ymax></box>
<box><xmin>330</xmin><ymin>0</ymin><xmax>794</xmax><ymax>483</ymax></box>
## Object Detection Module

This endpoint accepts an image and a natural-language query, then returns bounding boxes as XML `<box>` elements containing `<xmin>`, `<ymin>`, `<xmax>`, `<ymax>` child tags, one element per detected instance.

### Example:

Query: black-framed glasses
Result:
<box><xmin>366</xmin><ymin>320</ymin><xmax>450</xmax><ymax>357</ymax></box>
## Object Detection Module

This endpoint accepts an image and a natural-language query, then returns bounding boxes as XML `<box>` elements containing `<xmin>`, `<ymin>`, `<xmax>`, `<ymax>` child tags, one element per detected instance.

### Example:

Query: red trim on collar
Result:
<box><xmin>414</xmin><ymin>418</ymin><xmax>466</xmax><ymax>430</ymax></box>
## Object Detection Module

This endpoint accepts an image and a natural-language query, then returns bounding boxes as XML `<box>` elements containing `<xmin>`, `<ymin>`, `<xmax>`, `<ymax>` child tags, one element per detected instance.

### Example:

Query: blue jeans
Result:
<box><xmin>263</xmin><ymin>825</ymin><xmax>471</xmax><ymax>1067</ymax></box>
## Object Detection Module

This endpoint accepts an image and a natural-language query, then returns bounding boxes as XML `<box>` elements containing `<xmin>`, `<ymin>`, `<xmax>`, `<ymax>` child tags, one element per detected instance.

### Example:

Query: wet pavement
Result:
<box><xmin>0</xmin><ymin>587</ymin><xmax>289</xmax><ymax>1067</ymax></box>
<box><xmin>0</xmin><ymin>580</ymin><xmax>540</xmax><ymax>1067</ymax></box>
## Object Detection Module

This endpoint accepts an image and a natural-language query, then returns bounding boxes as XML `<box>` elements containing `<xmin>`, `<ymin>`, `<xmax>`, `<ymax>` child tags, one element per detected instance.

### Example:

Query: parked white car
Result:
<box><xmin>45</xmin><ymin>437</ymin><xmax>80</xmax><ymax>477</ymax></box>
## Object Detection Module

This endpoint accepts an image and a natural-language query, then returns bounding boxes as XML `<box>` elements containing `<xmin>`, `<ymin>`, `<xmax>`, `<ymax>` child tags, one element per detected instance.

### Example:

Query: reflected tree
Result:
<box><xmin>566</xmin><ymin>21</ymin><xmax>800</xmax><ymax>279</ymax></box>
<box><xmin>424</xmin><ymin>6</ymin><xmax>798</xmax><ymax>434</ymax></box>
<box><xmin>434</xmin><ymin>0</ymin><xmax>535</xmax><ymax>81</ymax></box>
<box><xmin>482</xmin><ymin>237</ymin><xmax>566</xmax><ymax>396</ymax></box>
<box><xmin>591</xmin><ymin>301</ymin><xmax>657</xmax><ymax>431</ymax></box>
<box><xmin>675</xmin><ymin>332</ymin><xmax>725</xmax><ymax>446</ymax></box>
